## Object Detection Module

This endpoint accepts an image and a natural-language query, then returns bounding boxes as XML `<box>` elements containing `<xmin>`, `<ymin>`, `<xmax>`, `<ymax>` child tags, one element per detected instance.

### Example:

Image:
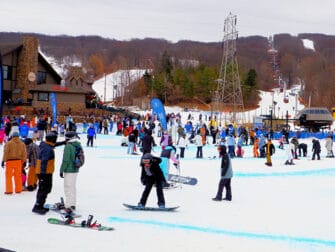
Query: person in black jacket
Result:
<box><xmin>138</xmin><ymin>153</ymin><xmax>165</xmax><ymax>208</ymax></box>
<box><xmin>141</xmin><ymin>129</ymin><xmax>156</xmax><ymax>154</ymax></box>
<box><xmin>312</xmin><ymin>138</ymin><xmax>321</xmax><ymax>160</ymax></box>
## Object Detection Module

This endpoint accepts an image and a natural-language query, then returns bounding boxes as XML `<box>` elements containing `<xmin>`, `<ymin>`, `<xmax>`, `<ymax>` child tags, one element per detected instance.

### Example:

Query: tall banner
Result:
<box><xmin>150</xmin><ymin>98</ymin><xmax>167</xmax><ymax>131</ymax></box>
<box><xmin>49</xmin><ymin>92</ymin><xmax>57</xmax><ymax>126</ymax></box>
<box><xmin>0</xmin><ymin>51</ymin><xmax>3</xmax><ymax>123</ymax></box>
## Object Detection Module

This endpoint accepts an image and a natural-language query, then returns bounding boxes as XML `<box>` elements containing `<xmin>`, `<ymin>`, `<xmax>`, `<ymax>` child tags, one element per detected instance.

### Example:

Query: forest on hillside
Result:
<box><xmin>1</xmin><ymin>32</ymin><xmax>335</xmax><ymax>110</ymax></box>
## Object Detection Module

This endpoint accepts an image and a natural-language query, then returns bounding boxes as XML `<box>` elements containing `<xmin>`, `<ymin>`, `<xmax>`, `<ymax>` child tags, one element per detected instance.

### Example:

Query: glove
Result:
<box><xmin>1</xmin><ymin>161</ymin><xmax>4</xmax><ymax>168</ymax></box>
<box><xmin>60</xmin><ymin>172</ymin><xmax>64</xmax><ymax>178</ymax></box>
<box><xmin>141</xmin><ymin>177</ymin><xmax>147</xmax><ymax>185</ymax></box>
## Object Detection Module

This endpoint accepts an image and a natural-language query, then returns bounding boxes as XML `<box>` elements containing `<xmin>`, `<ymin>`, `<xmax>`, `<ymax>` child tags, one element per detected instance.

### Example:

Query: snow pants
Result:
<box><xmin>64</xmin><ymin>172</ymin><xmax>78</xmax><ymax>208</ymax></box>
<box><xmin>5</xmin><ymin>160</ymin><xmax>23</xmax><ymax>193</ymax></box>
<box><xmin>35</xmin><ymin>174</ymin><xmax>52</xmax><ymax>207</ymax></box>
<box><xmin>27</xmin><ymin>166</ymin><xmax>38</xmax><ymax>189</ymax></box>
<box><xmin>214</xmin><ymin>178</ymin><xmax>232</xmax><ymax>200</ymax></box>
<box><xmin>139</xmin><ymin>177</ymin><xmax>165</xmax><ymax>207</ymax></box>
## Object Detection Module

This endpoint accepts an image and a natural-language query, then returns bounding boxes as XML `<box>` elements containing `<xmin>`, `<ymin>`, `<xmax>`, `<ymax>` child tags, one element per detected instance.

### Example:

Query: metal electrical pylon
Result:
<box><xmin>214</xmin><ymin>13</ymin><xmax>244</xmax><ymax>124</ymax></box>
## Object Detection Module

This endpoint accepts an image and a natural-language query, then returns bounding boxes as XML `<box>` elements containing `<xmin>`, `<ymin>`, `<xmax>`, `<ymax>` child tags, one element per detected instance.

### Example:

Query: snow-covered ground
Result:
<box><xmin>1</xmin><ymin>128</ymin><xmax>335</xmax><ymax>252</ymax></box>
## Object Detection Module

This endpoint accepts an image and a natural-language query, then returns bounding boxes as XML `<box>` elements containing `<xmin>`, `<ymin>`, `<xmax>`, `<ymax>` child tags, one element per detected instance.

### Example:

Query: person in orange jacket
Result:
<box><xmin>2</xmin><ymin>132</ymin><xmax>27</xmax><ymax>194</ymax></box>
<box><xmin>253</xmin><ymin>137</ymin><xmax>259</xmax><ymax>157</ymax></box>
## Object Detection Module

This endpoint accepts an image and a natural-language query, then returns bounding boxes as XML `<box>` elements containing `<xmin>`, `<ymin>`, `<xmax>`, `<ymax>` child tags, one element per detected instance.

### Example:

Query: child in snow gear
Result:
<box><xmin>24</xmin><ymin>138</ymin><xmax>39</xmax><ymax>191</ymax></box>
<box><xmin>60</xmin><ymin>131</ymin><xmax>84</xmax><ymax>212</ymax></box>
<box><xmin>2</xmin><ymin>131</ymin><xmax>27</xmax><ymax>194</ymax></box>
<box><xmin>212</xmin><ymin>145</ymin><xmax>233</xmax><ymax>201</ymax></box>
<box><xmin>138</xmin><ymin>153</ymin><xmax>166</xmax><ymax>208</ymax></box>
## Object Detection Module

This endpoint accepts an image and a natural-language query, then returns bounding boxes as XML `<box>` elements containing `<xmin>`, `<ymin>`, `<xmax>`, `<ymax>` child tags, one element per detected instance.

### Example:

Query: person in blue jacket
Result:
<box><xmin>19</xmin><ymin>122</ymin><xmax>29</xmax><ymax>139</ymax></box>
<box><xmin>86</xmin><ymin>124</ymin><xmax>96</xmax><ymax>147</ymax></box>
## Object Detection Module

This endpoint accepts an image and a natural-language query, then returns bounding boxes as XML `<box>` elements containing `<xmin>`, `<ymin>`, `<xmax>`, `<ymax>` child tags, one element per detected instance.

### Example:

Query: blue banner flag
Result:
<box><xmin>150</xmin><ymin>98</ymin><xmax>167</xmax><ymax>130</ymax></box>
<box><xmin>49</xmin><ymin>92</ymin><xmax>57</xmax><ymax>126</ymax></box>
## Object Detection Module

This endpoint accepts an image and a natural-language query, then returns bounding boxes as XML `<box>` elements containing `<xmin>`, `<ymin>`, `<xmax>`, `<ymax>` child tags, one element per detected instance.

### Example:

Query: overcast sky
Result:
<box><xmin>1</xmin><ymin>0</ymin><xmax>334</xmax><ymax>42</ymax></box>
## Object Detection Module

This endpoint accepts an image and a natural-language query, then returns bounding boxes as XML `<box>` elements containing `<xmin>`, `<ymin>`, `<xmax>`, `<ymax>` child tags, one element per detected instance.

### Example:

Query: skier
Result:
<box><xmin>138</xmin><ymin>153</ymin><xmax>166</xmax><ymax>208</ymax></box>
<box><xmin>1</xmin><ymin>132</ymin><xmax>27</xmax><ymax>194</ymax></box>
<box><xmin>212</xmin><ymin>145</ymin><xmax>233</xmax><ymax>201</ymax></box>
<box><xmin>32</xmin><ymin>131</ymin><xmax>58</xmax><ymax>214</ymax></box>
<box><xmin>60</xmin><ymin>131</ymin><xmax>84</xmax><ymax>212</ymax></box>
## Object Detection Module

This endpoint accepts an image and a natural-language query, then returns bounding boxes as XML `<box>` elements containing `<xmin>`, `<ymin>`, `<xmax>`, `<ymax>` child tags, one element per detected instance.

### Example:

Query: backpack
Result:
<box><xmin>72</xmin><ymin>144</ymin><xmax>85</xmax><ymax>168</ymax></box>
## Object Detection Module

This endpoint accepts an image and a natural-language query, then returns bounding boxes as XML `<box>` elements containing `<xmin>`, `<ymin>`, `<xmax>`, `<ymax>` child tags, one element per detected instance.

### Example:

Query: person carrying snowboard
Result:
<box><xmin>212</xmin><ymin>145</ymin><xmax>233</xmax><ymax>201</ymax></box>
<box><xmin>138</xmin><ymin>153</ymin><xmax>166</xmax><ymax>208</ymax></box>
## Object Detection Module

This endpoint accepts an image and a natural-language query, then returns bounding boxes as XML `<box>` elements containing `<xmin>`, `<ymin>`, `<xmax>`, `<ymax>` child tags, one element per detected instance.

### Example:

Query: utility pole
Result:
<box><xmin>214</xmin><ymin>13</ymin><xmax>244</xmax><ymax>124</ymax></box>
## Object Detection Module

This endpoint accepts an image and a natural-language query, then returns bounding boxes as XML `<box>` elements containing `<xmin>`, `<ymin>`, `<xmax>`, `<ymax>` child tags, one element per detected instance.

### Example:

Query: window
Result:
<box><xmin>2</xmin><ymin>65</ymin><xmax>13</xmax><ymax>80</ymax></box>
<box><xmin>38</xmin><ymin>92</ymin><xmax>49</xmax><ymax>101</ymax></box>
<box><xmin>37</xmin><ymin>71</ymin><xmax>47</xmax><ymax>84</ymax></box>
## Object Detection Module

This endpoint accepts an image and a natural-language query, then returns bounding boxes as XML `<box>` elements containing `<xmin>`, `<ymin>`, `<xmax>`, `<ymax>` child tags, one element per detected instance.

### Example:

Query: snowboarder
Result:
<box><xmin>32</xmin><ymin>131</ymin><xmax>58</xmax><ymax>214</ymax></box>
<box><xmin>138</xmin><ymin>153</ymin><xmax>166</xmax><ymax>208</ymax></box>
<box><xmin>60</xmin><ymin>131</ymin><xmax>84</xmax><ymax>213</ymax></box>
<box><xmin>212</xmin><ymin>145</ymin><xmax>233</xmax><ymax>201</ymax></box>
<box><xmin>159</xmin><ymin>141</ymin><xmax>179</xmax><ymax>187</ymax></box>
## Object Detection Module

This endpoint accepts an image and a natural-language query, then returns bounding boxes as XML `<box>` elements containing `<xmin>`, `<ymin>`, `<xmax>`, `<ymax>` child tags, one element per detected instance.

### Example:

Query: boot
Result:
<box><xmin>32</xmin><ymin>205</ymin><xmax>48</xmax><ymax>215</ymax></box>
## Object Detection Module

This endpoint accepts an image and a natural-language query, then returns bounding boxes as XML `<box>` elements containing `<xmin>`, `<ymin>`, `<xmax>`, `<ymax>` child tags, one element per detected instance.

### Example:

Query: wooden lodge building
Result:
<box><xmin>0</xmin><ymin>36</ymin><xmax>108</xmax><ymax>121</ymax></box>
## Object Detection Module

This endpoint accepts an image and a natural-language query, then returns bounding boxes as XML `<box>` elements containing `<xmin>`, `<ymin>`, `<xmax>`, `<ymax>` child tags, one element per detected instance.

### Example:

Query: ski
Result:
<box><xmin>167</xmin><ymin>174</ymin><xmax>198</xmax><ymax>185</ymax></box>
<box><xmin>123</xmin><ymin>203</ymin><xmax>179</xmax><ymax>211</ymax></box>
<box><xmin>47</xmin><ymin>216</ymin><xmax>114</xmax><ymax>231</ymax></box>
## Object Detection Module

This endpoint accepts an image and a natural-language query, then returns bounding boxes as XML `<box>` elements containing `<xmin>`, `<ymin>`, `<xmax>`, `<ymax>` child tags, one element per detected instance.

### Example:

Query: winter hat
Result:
<box><xmin>65</xmin><ymin>131</ymin><xmax>79</xmax><ymax>140</ymax></box>
<box><xmin>141</xmin><ymin>153</ymin><xmax>153</xmax><ymax>165</ymax></box>
<box><xmin>11</xmin><ymin>132</ymin><xmax>19</xmax><ymax>137</ymax></box>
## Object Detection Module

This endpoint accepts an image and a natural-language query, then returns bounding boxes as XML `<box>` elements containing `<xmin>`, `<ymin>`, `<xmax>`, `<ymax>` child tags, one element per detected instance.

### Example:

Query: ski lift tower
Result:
<box><xmin>214</xmin><ymin>13</ymin><xmax>244</xmax><ymax>124</ymax></box>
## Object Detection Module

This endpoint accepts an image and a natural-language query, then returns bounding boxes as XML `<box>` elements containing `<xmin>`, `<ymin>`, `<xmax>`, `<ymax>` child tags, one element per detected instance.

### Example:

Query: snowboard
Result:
<box><xmin>44</xmin><ymin>204</ymin><xmax>81</xmax><ymax>218</ymax></box>
<box><xmin>47</xmin><ymin>217</ymin><xmax>114</xmax><ymax>231</ymax></box>
<box><xmin>167</xmin><ymin>174</ymin><xmax>198</xmax><ymax>185</ymax></box>
<box><xmin>123</xmin><ymin>203</ymin><xmax>179</xmax><ymax>211</ymax></box>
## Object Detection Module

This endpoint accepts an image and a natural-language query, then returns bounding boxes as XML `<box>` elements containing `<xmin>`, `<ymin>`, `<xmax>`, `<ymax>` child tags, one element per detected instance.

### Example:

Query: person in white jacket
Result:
<box><xmin>178</xmin><ymin>134</ymin><xmax>188</xmax><ymax>158</ymax></box>
<box><xmin>325</xmin><ymin>134</ymin><xmax>334</xmax><ymax>158</ymax></box>
<box><xmin>194</xmin><ymin>132</ymin><xmax>203</xmax><ymax>158</ymax></box>
<box><xmin>284</xmin><ymin>142</ymin><xmax>295</xmax><ymax>165</ymax></box>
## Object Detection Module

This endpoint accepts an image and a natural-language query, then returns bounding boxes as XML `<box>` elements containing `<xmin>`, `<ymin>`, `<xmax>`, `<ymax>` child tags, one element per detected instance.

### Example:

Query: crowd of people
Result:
<box><xmin>0</xmin><ymin>110</ymin><xmax>334</xmax><ymax>211</ymax></box>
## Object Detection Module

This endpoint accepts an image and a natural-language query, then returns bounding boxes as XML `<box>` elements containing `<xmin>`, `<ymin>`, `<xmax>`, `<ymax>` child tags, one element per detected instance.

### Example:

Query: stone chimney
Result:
<box><xmin>16</xmin><ymin>36</ymin><xmax>39</xmax><ymax>102</ymax></box>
